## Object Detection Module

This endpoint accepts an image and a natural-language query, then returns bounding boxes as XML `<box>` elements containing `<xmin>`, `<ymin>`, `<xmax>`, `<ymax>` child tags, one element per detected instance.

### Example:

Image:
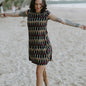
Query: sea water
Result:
<box><xmin>47</xmin><ymin>1</ymin><xmax>86</xmax><ymax>8</ymax></box>
<box><xmin>48</xmin><ymin>3</ymin><xmax>86</xmax><ymax>8</ymax></box>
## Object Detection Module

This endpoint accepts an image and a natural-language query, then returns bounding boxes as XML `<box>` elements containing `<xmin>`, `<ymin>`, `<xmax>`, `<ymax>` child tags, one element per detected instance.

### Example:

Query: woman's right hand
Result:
<box><xmin>0</xmin><ymin>13</ymin><xmax>6</xmax><ymax>17</ymax></box>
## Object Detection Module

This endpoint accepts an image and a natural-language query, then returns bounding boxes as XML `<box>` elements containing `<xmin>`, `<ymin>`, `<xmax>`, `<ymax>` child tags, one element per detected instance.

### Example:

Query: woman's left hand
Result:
<box><xmin>80</xmin><ymin>25</ymin><xmax>86</xmax><ymax>30</ymax></box>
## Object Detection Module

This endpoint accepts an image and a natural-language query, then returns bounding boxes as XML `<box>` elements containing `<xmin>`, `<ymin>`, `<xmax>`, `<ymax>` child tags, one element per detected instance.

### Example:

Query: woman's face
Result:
<box><xmin>35</xmin><ymin>0</ymin><xmax>43</xmax><ymax>13</ymax></box>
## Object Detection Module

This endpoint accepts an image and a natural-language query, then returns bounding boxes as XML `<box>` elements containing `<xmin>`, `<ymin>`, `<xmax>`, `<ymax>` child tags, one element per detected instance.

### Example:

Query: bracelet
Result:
<box><xmin>3</xmin><ymin>13</ymin><xmax>6</xmax><ymax>17</ymax></box>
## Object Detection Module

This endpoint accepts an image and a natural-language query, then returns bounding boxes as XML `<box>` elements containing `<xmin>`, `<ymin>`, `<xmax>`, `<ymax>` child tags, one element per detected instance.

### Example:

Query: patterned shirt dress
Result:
<box><xmin>27</xmin><ymin>10</ymin><xmax>52</xmax><ymax>65</ymax></box>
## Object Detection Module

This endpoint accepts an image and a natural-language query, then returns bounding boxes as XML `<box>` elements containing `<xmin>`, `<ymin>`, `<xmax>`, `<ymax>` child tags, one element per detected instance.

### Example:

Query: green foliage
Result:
<box><xmin>3</xmin><ymin>0</ymin><xmax>30</xmax><ymax>11</ymax></box>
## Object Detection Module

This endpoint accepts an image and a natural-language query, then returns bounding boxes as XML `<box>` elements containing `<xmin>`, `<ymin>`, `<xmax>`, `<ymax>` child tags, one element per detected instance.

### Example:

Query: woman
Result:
<box><xmin>0</xmin><ymin>0</ymin><xmax>86</xmax><ymax>86</ymax></box>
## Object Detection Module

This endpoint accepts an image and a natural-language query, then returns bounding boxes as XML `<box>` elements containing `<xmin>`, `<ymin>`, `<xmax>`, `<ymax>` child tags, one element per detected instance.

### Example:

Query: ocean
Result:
<box><xmin>48</xmin><ymin>3</ymin><xmax>86</xmax><ymax>8</ymax></box>
<box><xmin>47</xmin><ymin>1</ymin><xmax>86</xmax><ymax>8</ymax></box>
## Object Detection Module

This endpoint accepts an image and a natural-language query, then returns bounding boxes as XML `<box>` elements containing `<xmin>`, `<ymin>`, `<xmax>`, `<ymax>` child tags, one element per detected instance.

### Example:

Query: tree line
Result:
<box><xmin>2</xmin><ymin>0</ymin><xmax>31</xmax><ymax>10</ymax></box>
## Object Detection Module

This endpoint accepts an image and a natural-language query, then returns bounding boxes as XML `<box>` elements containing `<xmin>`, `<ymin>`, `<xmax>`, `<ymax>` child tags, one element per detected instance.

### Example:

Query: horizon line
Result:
<box><xmin>47</xmin><ymin>1</ymin><xmax>86</xmax><ymax>4</ymax></box>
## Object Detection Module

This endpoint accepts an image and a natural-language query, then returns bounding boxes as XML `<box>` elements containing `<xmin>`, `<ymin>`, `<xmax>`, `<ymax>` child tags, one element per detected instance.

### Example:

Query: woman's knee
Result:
<box><xmin>36</xmin><ymin>65</ymin><xmax>45</xmax><ymax>74</ymax></box>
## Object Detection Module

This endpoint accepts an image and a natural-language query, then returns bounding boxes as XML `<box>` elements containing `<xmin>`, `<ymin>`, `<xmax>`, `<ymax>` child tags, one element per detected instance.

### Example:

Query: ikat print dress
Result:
<box><xmin>27</xmin><ymin>9</ymin><xmax>52</xmax><ymax>65</ymax></box>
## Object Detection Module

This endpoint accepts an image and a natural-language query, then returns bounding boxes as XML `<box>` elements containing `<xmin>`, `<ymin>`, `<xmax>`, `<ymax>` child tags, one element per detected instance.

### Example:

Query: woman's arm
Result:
<box><xmin>0</xmin><ymin>10</ymin><xmax>28</xmax><ymax>17</ymax></box>
<box><xmin>48</xmin><ymin>13</ymin><xmax>86</xmax><ymax>30</ymax></box>
<box><xmin>48</xmin><ymin>13</ymin><xmax>81</xmax><ymax>28</ymax></box>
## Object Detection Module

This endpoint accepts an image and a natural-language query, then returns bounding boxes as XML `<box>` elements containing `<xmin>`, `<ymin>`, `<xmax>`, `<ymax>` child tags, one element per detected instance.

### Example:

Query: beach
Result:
<box><xmin>0</xmin><ymin>6</ymin><xmax>86</xmax><ymax>86</ymax></box>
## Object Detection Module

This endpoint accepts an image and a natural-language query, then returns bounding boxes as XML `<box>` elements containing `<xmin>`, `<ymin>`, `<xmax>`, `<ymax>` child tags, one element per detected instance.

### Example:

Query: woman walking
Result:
<box><xmin>0</xmin><ymin>0</ymin><xmax>86</xmax><ymax>86</ymax></box>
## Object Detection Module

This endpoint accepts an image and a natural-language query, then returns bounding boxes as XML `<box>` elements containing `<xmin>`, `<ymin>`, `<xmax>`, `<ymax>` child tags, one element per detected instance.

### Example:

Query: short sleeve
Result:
<box><xmin>46</xmin><ymin>10</ymin><xmax>51</xmax><ymax>20</ymax></box>
<box><xmin>47</xmin><ymin>10</ymin><xmax>51</xmax><ymax>16</ymax></box>
<box><xmin>27</xmin><ymin>9</ymin><xmax>30</xmax><ymax>14</ymax></box>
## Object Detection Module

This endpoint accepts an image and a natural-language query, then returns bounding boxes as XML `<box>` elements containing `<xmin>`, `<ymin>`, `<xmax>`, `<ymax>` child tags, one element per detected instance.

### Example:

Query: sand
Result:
<box><xmin>0</xmin><ymin>6</ymin><xmax>86</xmax><ymax>86</ymax></box>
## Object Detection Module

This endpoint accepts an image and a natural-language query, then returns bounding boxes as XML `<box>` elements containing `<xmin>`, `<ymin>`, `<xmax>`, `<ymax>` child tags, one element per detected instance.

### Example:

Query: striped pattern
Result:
<box><xmin>27</xmin><ymin>10</ymin><xmax>52</xmax><ymax>65</ymax></box>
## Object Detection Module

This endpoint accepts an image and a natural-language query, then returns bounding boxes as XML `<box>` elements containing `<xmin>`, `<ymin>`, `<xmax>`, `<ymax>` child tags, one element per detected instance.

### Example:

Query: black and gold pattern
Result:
<box><xmin>27</xmin><ymin>10</ymin><xmax>52</xmax><ymax>65</ymax></box>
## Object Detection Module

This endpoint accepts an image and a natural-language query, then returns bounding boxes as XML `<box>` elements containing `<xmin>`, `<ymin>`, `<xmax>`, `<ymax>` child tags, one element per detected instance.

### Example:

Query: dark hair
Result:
<box><xmin>29</xmin><ymin>0</ymin><xmax>47</xmax><ymax>13</ymax></box>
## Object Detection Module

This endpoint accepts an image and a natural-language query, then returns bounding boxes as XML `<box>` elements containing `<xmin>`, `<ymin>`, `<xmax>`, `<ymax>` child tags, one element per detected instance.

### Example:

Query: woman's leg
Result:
<box><xmin>43</xmin><ymin>66</ymin><xmax>49</xmax><ymax>86</ymax></box>
<box><xmin>36</xmin><ymin>65</ymin><xmax>45</xmax><ymax>86</ymax></box>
